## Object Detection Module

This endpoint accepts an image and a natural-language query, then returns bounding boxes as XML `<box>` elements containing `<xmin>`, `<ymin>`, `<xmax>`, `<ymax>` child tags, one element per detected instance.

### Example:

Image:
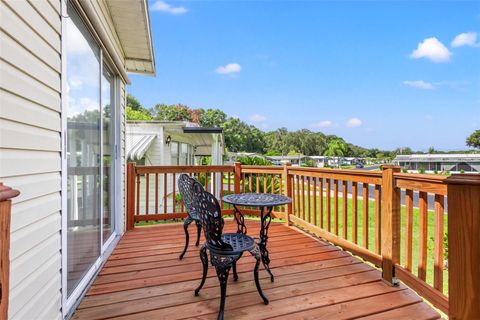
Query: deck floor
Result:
<box><xmin>73</xmin><ymin>220</ymin><xmax>440</xmax><ymax>320</ymax></box>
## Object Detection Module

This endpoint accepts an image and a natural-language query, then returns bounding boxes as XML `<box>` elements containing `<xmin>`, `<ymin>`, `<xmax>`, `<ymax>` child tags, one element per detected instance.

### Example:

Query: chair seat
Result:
<box><xmin>206</xmin><ymin>233</ymin><xmax>255</xmax><ymax>254</ymax></box>
<box><xmin>222</xmin><ymin>233</ymin><xmax>255</xmax><ymax>252</ymax></box>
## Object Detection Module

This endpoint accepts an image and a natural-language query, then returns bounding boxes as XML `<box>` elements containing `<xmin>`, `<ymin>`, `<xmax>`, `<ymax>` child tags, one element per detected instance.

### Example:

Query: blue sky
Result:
<box><xmin>129</xmin><ymin>1</ymin><xmax>480</xmax><ymax>151</ymax></box>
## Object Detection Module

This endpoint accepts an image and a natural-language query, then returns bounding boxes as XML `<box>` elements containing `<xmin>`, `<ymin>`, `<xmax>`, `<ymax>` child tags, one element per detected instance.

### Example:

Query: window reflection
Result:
<box><xmin>66</xmin><ymin>3</ymin><xmax>101</xmax><ymax>297</ymax></box>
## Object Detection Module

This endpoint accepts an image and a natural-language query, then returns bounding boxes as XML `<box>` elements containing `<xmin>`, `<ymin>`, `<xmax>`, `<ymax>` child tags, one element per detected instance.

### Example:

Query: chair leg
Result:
<box><xmin>194</xmin><ymin>245</ymin><xmax>208</xmax><ymax>296</ymax></box>
<box><xmin>215</xmin><ymin>264</ymin><xmax>231</xmax><ymax>320</ymax></box>
<box><xmin>179</xmin><ymin>217</ymin><xmax>194</xmax><ymax>260</ymax></box>
<box><xmin>232</xmin><ymin>261</ymin><xmax>238</xmax><ymax>282</ymax></box>
<box><xmin>195</xmin><ymin>220</ymin><xmax>202</xmax><ymax>247</ymax></box>
<box><xmin>250</xmin><ymin>246</ymin><xmax>269</xmax><ymax>305</ymax></box>
<box><xmin>253</xmin><ymin>257</ymin><xmax>269</xmax><ymax>305</ymax></box>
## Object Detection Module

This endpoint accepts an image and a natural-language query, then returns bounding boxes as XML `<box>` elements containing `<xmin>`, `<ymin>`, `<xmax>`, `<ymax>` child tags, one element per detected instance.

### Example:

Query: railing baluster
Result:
<box><xmin>343</xmin><ymin>181</ymin><xmax>348</xmax><ymax>239</ymax></box>
<box><xmin>295</xmin><ymin>175</ymin><xmax>300</xmax><ymax>217</ymax></box>
<box><xmin>249</xmin><ymin>174</ymin><xmax>252</xmax><ymax>193</ymax></box>
<box><xmin>163</xmin><ymin>173</ymin><xmax>167</xmax><ymax>214</ymax></box>
<box><xmin>334</xmin><ymin>179</ymin><xmax>339</xmax><ymax>234</ymax></box>
<box><xmin>155</xmin><ymin>173</ymin><xmax>159</xmax><ymax>214</ymax></box>
<box><xmin>319</xmin><ymin>178</ymin><xmax>324</xmax><ymax>229</ymax></box>
<box><xmin>313</xmin><ymin>177</ymin><xmax>317</xmax><ymax>226</ymax></box>
<box><xmin>307</xmin><ymin>176</ymin><xmax>311</xmax><ymax>223</ymax></box>
<box><xmin>405</xmin><ymin>189</ymin><xmax>414</xmax><ymax>271</ymax></box>
<box><xmin>256</xmin><ymin>174</ymin><xmax>260</xmax><ymax>193</ymax></box>
<box><xmin>363</xmin><ymin>183</ymin><xmax>369</xmax><ymax>249</ymax></box>
<box><xmin>352</xmin><ymin>181</ymin><xmax>358</xmax><ymax>243</ymax></box>
<box><xmin>434</xmin><ymin>194</ymin><xmax>444</xmax><ymax>293</ymax></box>
<box><xmin>136</xmin><ymin>173</ymin><xmax>141</xmax><ymax>216</ymax></box>
<box><xmin>326</xmin><ymin>178</ymin><xmax>331</xmax><ymax>232</ymax></box>
<box><xmin>172</xmin><ymin>173</ymin><xmax>176</xmax><ymax>213</ymax></box>
<box><xmin>301</xmin><ymin>176</ymin><xmax>306</xmax><ymax>221</ymax></box>
<box><xmin>418</xmin><ymin>191</ymin><xmax>428</xmax><ymax>281</ymax></box>
<box><xmin>374</xmin><ymin>185</ymin><xmax>381</xmax><ymax>254</ymax></box>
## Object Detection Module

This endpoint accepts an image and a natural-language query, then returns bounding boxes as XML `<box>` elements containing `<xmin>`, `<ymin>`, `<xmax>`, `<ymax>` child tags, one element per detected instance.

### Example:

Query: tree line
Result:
<box><xmin>127</xmin><ymin>94</ymin><xmax>479</xmax><ymax>158</ymax></box>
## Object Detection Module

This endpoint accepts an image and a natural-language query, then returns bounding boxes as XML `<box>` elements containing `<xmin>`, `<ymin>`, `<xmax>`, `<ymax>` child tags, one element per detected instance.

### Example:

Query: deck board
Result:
<box><xmin>73</xmin><ymin>220</ymin><xmax>440</xmax><ymax>320</ymax></box>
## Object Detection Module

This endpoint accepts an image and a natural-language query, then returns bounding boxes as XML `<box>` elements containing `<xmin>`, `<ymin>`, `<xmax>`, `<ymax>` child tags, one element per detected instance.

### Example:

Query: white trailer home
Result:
<box><xmin>0</xmin><ymin>0</ymin><xmax>155</xmax><ymax>318</ymax></box>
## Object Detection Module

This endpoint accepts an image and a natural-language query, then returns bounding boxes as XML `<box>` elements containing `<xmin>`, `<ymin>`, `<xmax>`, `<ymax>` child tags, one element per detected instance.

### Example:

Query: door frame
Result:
<box><xmin>60</xmin><ymin>0</ymin><xmax>122</xmax><ymax>316</ymax></box>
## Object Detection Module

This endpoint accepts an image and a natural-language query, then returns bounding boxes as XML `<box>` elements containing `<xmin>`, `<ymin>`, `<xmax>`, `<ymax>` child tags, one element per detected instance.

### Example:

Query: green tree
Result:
<box><xmin>126</xmin><ymin>106</ymin><xmax>153</xmax><ymax>120</ymax></box>
<box><xmin>199</xmin><ymin>109</ymin><xmax>227</xmax><ymax>128</ymax></box>
<box><xmin>323</xmin><ymin>139</ymin><xmax>347</xmax><ymax>157</ymax></box>
<box><xmin>127</xmin><ymin>94</ymin><xmax>142</xmax><ymax>111</ymax></box>
<box><xmin>466</xmin><ymin>130</ymin><xmax>480</xmax><ymax>149</ymax></box>
<box><xmin>153</xmin><ymin>104</ymin><xmax>192</xmax><ymax>121</ymax></box>
<box><xmin>221</xmin><ymin>118</ymin><xmax>265</xmax><ymax>153</ymax></box>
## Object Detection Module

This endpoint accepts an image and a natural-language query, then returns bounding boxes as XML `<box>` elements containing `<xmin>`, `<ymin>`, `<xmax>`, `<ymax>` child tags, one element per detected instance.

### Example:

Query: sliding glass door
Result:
<box><xmin>64</xmin><ymin>2</ymin><xmax>117</xmax><ymax>303</ymax></box>
<box><xmin>102</xmin><ymin>66</ymin><xmax>115</xmax><ymax>244</ymax></box>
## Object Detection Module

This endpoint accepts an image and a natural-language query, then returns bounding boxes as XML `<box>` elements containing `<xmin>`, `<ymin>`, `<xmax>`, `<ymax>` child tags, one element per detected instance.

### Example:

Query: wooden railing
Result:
<box><xmin>126</xmin><ymin>162</ymin><xmax>480</xmax><ymax>318</ymax></box>
<box><xmin>0</xmin><ymin>183</ymin><xmax>20</xmax><ymax>320</ymax></box>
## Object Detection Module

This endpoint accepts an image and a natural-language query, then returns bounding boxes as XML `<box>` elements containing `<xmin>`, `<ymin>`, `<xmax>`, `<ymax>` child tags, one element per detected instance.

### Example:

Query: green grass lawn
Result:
<box><xmin>292</xmin><ymin>192</ymin><xmax>448</xmax><ymax>295</ymax></box>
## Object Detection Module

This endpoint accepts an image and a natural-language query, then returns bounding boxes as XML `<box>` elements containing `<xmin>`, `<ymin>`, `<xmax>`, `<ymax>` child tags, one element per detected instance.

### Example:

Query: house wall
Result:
<box><xmin>0</xmin><ymin>1</ymin><xmax>63</xmax><ymax>319</ymax></box>
<box><xmin>0</xmin><ymin>0</ymin><xmax>128</xmax><ymax>318</ymax></box>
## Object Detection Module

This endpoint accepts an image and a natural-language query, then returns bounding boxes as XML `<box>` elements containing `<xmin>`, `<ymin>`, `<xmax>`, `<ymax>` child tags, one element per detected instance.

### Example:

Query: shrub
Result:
<box><xmin>402</xmin><ymin>168</ymin><xmax>408</xmax><ymax>173</ymax></box>
<box><xmin>460</xmin><ymin>169</ymin><xmax>465</xmax><ymax>174</ymax></box>
<box><xmin>419</xmin><ymin>166</ymin><xmax>426</xmax><ymax>174</ymax></box>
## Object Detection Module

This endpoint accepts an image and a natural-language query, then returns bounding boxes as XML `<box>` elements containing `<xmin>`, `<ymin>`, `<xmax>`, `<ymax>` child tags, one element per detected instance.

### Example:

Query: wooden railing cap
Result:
<box><xmin>382</xmin><ymin>165</ymin><xmax>401</xmax><ymax>170</ymax></box>
<box><xmin>445</xmin><ymin>174</ymin><xmax>480</xmax><ymax>186</ymax></box>
<box><xmin>0</xmin><ymin>183</ymin><xmax>20</xmax><ymax>201</ymax></box>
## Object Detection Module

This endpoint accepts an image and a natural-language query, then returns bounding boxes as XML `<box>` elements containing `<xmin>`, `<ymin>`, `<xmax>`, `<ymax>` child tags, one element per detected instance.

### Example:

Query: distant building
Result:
<box><xmin>265</xmin><ymin>155</ymin><xmax>311</xmax><ymax>166</ymax></box>
<box><xmin>393</xmin><ymin>154</ymin><xmax>480</xmax><ymax>173</ymax></box>
<box><xmin>126</xmin><ymin>121</ymin><xmax>224</xmax><ymax>166</ymax></box>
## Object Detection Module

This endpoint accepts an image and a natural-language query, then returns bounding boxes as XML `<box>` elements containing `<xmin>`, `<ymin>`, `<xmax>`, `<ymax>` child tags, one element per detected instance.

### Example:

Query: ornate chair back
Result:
<box><xmin>178</xmin><ymin>174</ymin><xmax>203</xmax><ymax>218</ymax></box>
<box><xmin>195</xmin><ymin>189</ymin><xmax>233</xmax><ymax>252</ymax></box>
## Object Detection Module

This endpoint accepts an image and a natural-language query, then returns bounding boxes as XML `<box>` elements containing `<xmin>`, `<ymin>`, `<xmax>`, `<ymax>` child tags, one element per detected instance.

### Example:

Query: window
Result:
<box><xmin>171</xmin><ymin>142</ymin><xmax>179</xmax><ymax>165</ymax></box>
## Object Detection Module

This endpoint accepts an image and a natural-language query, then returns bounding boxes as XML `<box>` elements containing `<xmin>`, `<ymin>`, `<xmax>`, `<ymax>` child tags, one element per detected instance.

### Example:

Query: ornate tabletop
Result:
<box><xmin>222</xmin><ymin>193</ymin><xmax>291</xmax><ymax>207</ymax></box>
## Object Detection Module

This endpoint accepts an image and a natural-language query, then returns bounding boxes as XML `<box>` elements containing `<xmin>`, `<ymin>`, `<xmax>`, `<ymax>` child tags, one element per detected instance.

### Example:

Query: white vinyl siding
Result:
<box><xmin>0</xmin><ymin>1</ymin><xmax>62</xmax><ymax>320</ymax></box>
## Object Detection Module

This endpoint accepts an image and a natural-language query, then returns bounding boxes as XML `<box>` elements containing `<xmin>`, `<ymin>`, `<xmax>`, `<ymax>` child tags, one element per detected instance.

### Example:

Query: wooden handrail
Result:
<box><xmin>0</xmin><ymin>183</ymin><xmax>20</xmax><ymax>320</ymax></box>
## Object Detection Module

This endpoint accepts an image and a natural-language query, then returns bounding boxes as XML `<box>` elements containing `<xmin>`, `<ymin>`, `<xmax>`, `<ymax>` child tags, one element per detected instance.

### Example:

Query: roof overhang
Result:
<box><xmin>106</xmin><ymin>0</ymin><xmax>156</xmax><ymax>75</ymax></box>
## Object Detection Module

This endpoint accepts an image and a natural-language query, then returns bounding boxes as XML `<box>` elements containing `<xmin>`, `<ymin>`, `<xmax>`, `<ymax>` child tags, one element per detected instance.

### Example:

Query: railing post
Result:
<box><xmin>234</xmin><ymin>162</ymin><xmax>241</xmax><ymax>194</ymax></box>
<box><xmin>126</xmin><ymin>162</ymin><xmax>136</xmax><ymax>231</ymax></box>
<box><xmin>446</xmin><ymin>174</ymin><xmax>480</xmax><ymax>319</ymax></box>
<box><xmin>0</xmin><ymin>183</ymin><xmax>20</xmax><ymax>320</ymax></box>
<box><xmin>381</xmin><ymin>165</ymin><xmax>401</xmax><ymax>285</ymax></box>
<box><xmin>283</xmin><ymin>162</ymin><xmax>292</xmax><ymax>226</ymax></box>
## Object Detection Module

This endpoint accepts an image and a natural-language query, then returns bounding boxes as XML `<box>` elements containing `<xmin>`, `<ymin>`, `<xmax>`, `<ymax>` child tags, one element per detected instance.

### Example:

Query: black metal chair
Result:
<box><xmin>194</xmin><ymin>188</ymin><xmax>268</xmax><ymax>320</ymax></box>
<box><xmin>177</xmin><ymin>174</ymin><xmax>204</xmax><ymax>260</ymax></box>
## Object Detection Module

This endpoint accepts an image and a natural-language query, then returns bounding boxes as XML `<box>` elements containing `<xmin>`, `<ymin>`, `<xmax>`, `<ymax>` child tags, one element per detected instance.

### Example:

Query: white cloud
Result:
<box><xmin>410</xmin><ymin>37</ymin><xmax>452</xmax><ymax>63</ymax></box>
<box><xmin>346</xmin><ymin>118</ymin><xmax>362</xmax><ymax>128</ymax></box>
<box><xmin>315</xmin><ymin>120</ymin><xmax>333</xmax><ymax>128</ymax></box>
<box><xmin>403</xmin><ymin>80</ymin><xmax>435</xmax><ymax>90</ymax></box>
<box><xmin>215</xmin><ymin>63</ymin><xmax>242</xmax><ymax>74</ymax></box>
<box><xmin>451</xmin><ymin>32</ymin><xmax>479</xmax><ymax>48</ymax></box>
<box><xmin>151</xmin><ymin>1</ymin><xmax>187</xmax><ymax>14</ymax></box>
<box><xmin>249</xmin><ymin>114</ymin><xmax>266</xmax><ymax>123</ymax></box>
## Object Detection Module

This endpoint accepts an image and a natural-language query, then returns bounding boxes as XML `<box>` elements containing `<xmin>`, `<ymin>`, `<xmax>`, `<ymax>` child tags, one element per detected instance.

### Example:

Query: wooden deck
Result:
<box><xmin>73</xmin><ymin>220</ymin><xmax>441</xmax><ymax>320</ymax></box>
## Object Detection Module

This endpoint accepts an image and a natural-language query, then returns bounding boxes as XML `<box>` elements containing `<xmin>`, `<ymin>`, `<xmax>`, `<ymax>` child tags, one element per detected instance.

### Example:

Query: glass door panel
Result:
<box><xmin>65</xmin><ymin>4</ymin><xmax>101</xmax><ymax>297</ymax></box>
<box><xmin>102</xmin><ymin>66</ymin><xmax>115</xmax><ymax>244</ymax></box>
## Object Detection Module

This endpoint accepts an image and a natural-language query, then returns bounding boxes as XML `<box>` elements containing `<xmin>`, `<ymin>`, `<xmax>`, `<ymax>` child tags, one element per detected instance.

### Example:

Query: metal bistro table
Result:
<box><xmin>222</xmin><ymin>193</ymin><xmax>292</xmax><ymax>282</ymax></box>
